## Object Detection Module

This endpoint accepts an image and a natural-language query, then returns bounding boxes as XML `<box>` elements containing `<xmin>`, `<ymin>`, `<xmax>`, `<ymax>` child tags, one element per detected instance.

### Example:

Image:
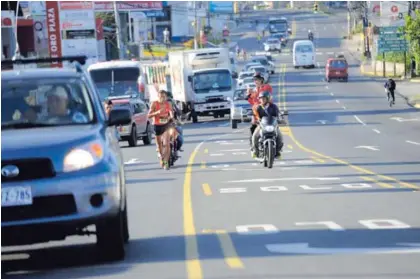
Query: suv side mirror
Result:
<box><xmin>108</xmin><ymin>108</ymin><xmax>132</xmax><ymax>126</ymax></box>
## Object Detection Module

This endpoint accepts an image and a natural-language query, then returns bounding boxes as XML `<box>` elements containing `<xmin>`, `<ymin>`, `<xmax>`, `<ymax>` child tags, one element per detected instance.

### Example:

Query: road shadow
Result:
<box><xmin>3</xmin><ymin>228</ymin><xmax>420</xmax><ymax>277</ymax></box>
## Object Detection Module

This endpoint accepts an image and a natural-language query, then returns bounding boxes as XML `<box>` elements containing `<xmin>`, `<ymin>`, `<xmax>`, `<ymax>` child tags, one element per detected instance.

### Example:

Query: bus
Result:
<box><xmin>268</xmin><ymin>18</ymin><xmax>289</xmax><ymax>35</ymax></box>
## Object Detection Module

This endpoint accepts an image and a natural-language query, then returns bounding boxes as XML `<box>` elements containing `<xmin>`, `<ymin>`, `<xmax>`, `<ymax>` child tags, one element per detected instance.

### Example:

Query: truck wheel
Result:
<box><xmin>96</xmin><ymin>211</ymin><xmax>125</xmax><ymax>261</ymax></box>
<box><xmin>232</xmin><ymin>120</ymin><xmax>238</xmax><ymax>129</ymax></box>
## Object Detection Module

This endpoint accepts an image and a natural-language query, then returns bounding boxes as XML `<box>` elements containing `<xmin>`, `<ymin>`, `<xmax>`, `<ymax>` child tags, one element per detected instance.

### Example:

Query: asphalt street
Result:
<box><xmin>2</xmin><ymin>8</ymin><xmax>420</xmax><ymax>279</ymax></box>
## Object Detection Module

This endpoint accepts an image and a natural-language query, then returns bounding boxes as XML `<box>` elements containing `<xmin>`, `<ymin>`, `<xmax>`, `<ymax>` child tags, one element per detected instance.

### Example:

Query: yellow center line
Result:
<box><xmin>183</xmin><ymin>147</ymin><xmax>203</xmax><ymax>279</ymax></box>
<box><xmin>311</xmin><ymin>156</ymin><xmax>325</xmax><ymax>163</ymax></box>
<box><xmin>202</xmin><ymin>183</ymin><xmax>213</xmax><ymax>196</ymax></box>
<box><xmin>202</xmin><ymin>229</ymin><xmax>244</xmax><ymax>269</ymax></box>
<box><xmin>360</xmin><ymin>176</ymin><xmax>394</xmax><ymax>189</ymax></box>
<box><xmin>204</xmin><ymin>148</ymin><xmax>209</xmax><ymax>154</ymax></box>
<box><xmin>278</xmin><ymin>49</ymin><xmax>419</xmax><ymax>190</ymax></box>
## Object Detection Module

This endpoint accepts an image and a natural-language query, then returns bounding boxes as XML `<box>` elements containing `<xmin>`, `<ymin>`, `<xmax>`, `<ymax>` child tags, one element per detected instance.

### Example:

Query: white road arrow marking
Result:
<box><xmin>316</xmin><ymin>120</ymin><xmax>328</xmax><ymax>125</ymax></box>
<box><xmin>226</xmin><ymin>177</ymin><xmax>341</xmax><ymax>183</ymax></box>
<box><xmin>219</xmin><ymin>188</ymin><xmax>247</xmax><ymax>193</ymax></box>
<box><xmin>265</xmin><ymin>242</ymin><xmax>420</xmax><ymax>255</ymax></box>
<box><xmin>390</xmin><ymin>117</ymin><xmax>420</xmax><ymax>122</ymax></box>
<box><xmin>355</xmin><ymin>146</ymin><xmax>380</xmax><ymax>151</ymax></box>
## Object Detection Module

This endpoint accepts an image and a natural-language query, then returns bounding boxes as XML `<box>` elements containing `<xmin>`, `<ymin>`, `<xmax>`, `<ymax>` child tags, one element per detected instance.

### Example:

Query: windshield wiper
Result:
<box><xmin>1</xmin><ymin>122</ymin><xmax>60</xmax><ymax>130</ymax></box>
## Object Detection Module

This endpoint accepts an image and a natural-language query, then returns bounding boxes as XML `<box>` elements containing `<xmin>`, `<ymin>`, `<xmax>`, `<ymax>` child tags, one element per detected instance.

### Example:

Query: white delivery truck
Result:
<box><xmin>168</xmin><ymin>48</ymin><xmax>235</xmax><ymax>123</ymax></box>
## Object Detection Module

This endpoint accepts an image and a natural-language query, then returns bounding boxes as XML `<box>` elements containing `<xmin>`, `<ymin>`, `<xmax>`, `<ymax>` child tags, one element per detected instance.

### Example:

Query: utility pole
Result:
<box><xmin>363</xmin><ymin>1</ymin><xmax>371</xmax><ymax>58</ymax></box>
<box><xmin>347</xmin><ymin>1</ymin><xmax>351</xmax><ymax>38</ymax></box>
<box><xmin>194</xmin><ymin>1</ymin><xmax>198</xmax><ymax>49</ymax></box>
<box><xmin>113</xmin><ymin>1</ymin><xmax>124</xmax><ymax>59</ymax></box>
<box><xmin>207</xmin><ymin>1</ymin><xmax>211</xmax><ymax>27</ymax></box>
<box><xmin>290</xmin><ymin>0</ymin><xmax>294</xmax><ymax>9</ymax></box>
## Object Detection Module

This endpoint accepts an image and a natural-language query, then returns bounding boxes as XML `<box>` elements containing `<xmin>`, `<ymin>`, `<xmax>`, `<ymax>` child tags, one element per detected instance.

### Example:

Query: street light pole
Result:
<box><xmin>113</xmin><ymin>1</ymin><xmax>124</xmax><ymax>59</ymax></box>
<box><xmin>194</xmin><ymin>1</ymin><xmax>198</xmax><ymax>49</ymax></box>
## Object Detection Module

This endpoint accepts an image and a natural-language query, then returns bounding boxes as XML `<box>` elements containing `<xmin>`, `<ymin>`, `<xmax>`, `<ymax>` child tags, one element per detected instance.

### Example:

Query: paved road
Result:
<box><xmin>3</xmin><ymin>9</ymin><xmax>420</xmax><ymax>279</ymax></box>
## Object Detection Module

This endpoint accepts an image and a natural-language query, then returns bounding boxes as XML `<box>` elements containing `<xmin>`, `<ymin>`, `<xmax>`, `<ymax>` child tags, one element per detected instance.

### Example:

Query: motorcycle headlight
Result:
<box><xmin>63</xmin><ymin>140</ymin><xmax>104</xmax><ymax>172</ymax></box>
<box><xmin>264</xmin><ymin>125</ymin><xmax>275</xmax><ymax>132</ymax></box>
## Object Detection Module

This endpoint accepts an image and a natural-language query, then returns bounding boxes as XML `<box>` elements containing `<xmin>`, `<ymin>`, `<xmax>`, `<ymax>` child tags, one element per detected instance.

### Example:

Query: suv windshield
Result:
<box><xmin>193</xmin><ymin>70</ymin><xmax>232</xmax><ymax>94</ymax></box>
<box><xmin>1</xmin><ymin>78</ymin><xmax>94</xmax><ymax>129</ymax></box>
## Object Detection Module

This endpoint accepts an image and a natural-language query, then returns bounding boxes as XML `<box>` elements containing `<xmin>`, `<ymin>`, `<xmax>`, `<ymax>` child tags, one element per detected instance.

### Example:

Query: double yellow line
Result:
<box><xmin>277</xmin><ymin>64</ymin><xmax>419</xmax><ymax>190</ymax></box>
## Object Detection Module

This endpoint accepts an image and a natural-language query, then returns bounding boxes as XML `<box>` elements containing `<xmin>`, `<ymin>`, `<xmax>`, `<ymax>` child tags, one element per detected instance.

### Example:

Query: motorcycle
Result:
<box><xmin>308</xmin><ymin>33</ymin><xmax>314</xmax><ymax>41</ymax></box>
<box><xmin>255</xmin><ymin>111</ymin><xmax>288</xmax><ymax>168</ymax></box>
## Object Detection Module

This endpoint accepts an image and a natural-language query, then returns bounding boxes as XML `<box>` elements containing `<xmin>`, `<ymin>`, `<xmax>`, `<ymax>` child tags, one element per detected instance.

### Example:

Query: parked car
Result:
<box><xmin>108</xmin><ymin>96</ymin><xmax>153</xmax><ymax>146</ymax></box>
<box><xmin>1</xmin><ymin>56</ymin><xmax>132</xmax><ymax>261</ymax></box>
<box><xmin>241</xmin><ymin>77</ymin><xmax>255</xmax><ymax>88</ymax></box>
<box><xmin>244</xmin><ymin>62</ymin><xmax>263</xmax><ymax>72</ymax></box>
<box><xmin>325</xmin><ymin>58</ymin><xmax>348</xmax><ymax>82</ymax></box>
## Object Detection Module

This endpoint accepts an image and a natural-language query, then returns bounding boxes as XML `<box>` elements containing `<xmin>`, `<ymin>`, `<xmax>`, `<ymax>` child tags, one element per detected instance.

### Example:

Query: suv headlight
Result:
<box><xmin>63</xmin><ymin>140</ymin><xmax>104</xmax><ymax>172</ymax></box>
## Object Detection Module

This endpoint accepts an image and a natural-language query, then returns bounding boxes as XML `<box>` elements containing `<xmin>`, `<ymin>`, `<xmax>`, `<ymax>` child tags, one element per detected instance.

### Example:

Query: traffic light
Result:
<box><xmin>313</xmin><ymin>3</ymin><xmax>319</xmax><ymax>11</ymax></box>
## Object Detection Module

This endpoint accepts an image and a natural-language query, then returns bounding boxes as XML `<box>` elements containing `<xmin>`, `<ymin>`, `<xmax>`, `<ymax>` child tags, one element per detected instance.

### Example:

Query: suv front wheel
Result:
<box><xmin>96</xmin><ymin>210</ymin><xmax>126</xmax><ymax>261</ymax></box>
<box><xmin>128</xmin><ymin>125</ymin><xmax>137</xmax><ymax>147</ymax></box>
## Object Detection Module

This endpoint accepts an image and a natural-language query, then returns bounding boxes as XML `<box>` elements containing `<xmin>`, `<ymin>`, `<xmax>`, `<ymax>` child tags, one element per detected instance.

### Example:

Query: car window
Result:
<box><xmin>1</xmin><ymin>78</ymin><xmax>94</xmax><ymax>127</ymax></box>
<box><xmin>133</xmin><ymin>103</ymin><xmax>142</xmax><ymax>114</ymax></box>
<box><xmin>234</xmin><ymin>90</ymin><xmax>247</xmax><ymax>100</ymax></box>
<box><xmin>139</xmin><ymin>102</ymin><xmax>147</xmax><ymax>112</ymax></box>
<box><xmin>330</xmin><ymin>60</ymin><xmax>347</xmax><ymax>68</ymax></box>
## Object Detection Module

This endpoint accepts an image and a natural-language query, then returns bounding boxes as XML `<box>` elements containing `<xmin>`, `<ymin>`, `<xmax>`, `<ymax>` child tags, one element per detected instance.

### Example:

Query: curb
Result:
<box><xmin>397</xmin><ymin>91</ymin><xmax>420</xmax><ymax>110</ymax></box>
<box><xmin>410</xmin><ymin>78</ymin><xmax>420</xmax><ymax>83</ymax></box>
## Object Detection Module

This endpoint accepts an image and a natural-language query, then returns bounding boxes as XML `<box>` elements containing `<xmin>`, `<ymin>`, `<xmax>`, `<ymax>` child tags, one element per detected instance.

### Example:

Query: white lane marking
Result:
<box><xmin>324</xmin><ymin>26</ymin><xmax>327</xmax><ymax>31</ymax></box>
<box><xmin>342</xmin><ymin>106</ymin><xmax>347</xmax><ymax>109</ymax></box>
<box><xmin>282</xmin><ymin>150</ymin><xmax>292</xmax><ymax>153</ymax></box>
<box><xmin>295</xmin><ymin>221</ymin><xmax>345</xmax><ymax>231</ymax></box>
<box><xmin>217</xmin><ymin>123</ymin><xmax>230</xmax><ymax>127</ymax></box>
<box><xmin>316</xmin><ymin>52</ymin><xmax>323</xmax><ymax>55</ymax></box>
<box><xmin>325</xmin><ymin>85</ymin><xmax>329</xmax><ymax>89</ymax></box>
<box><xmin>124</xmin><ymin>158</ymin><xmax>143</xmax><ymax>165</ymax></box>
<box><xmin>219</xmin><ymin>188</ymin><xmax>247</xmax><ymax>193</ymax></box>
<box><xmin>355</xmin><ymin>145</ymin><xmax>380</xmax><ymax>151</ymax></box>
<box><xmin>316</xmin><ymin>120</ymin><xmax>328</xmax><ymax>125</ymax></box>
<box><xmin>330</xmin><ymin>92</ymin><xmax>334</xmax><ymax>96</ymax></box>
<box><xmin>336</xmin><ymin>100</ymin><xmax>340</xmax><ymax>104</ymax></box>
<box><xmin>299</xmin><ymin>185</ymin><xmax>332</xmax><ymax>190</ymax></box>
<box><xmin>359</xmin><ymin>219</ymin><xmax>411</xmax><ymax>230</ymax></box>
<box><xmin>219</xmin><ymin>149</ymin><xmax>249</xmax><ymax>152</ymax></box>
<box><xmin>260</xmin><ymin>186</ymin><xmax>288</xmax><ymax>191</ymax></box>
<box><xmin>232</xmin><ymin>152</ymin><xmax>247</xmax><ymax>155</ymax></box>
<box><xmin>211</xmin><ymin>164</ymin><xmax>231</xmax><ymax>168</ymax></box>
<box><xmin>294</xmin><ymin>160</ymin><xmax>315</xmax><ymax>164</ymax></box>
<box><xmin>373</xmin><ymin>129</ymin><xmax>381</xmax><ymax>134</ymax></box>
<box><xmin>215</xmin><ymin>140</ymin><xmax>227</xmax><ymax>143</ymax></box>
<box><xmin>327</xmin><ymin>52</ymin><xmax>334</xmax><ymax>54</ymax></box>
<box><xmin>406</xmin><ymin>140</ymin><xmax>420</xmax><ymax>146</ymax></box>
<box><xmin>390</xmin><ymin>117</ymin><xmax>420</xmax><ymax>122</ymax></box>
<box><xmin>341</xmin><ymin>183</ymin><xmax>372</xmax><ymax>189</ymax></box>
<box><xmin>265</xmin><ymin>242</ymin><xmax>420</xmax><ymax>255</ymax></box>
<box><xmin>353</xmin><ymin>115</ymin><xmax>366</xmax><ymax>126</ymax></box>
<box><xmin>1</xmin><ymin>253</ymin><xmax>30</xmax><ymax>261</ymax></box>
<box><xmin>236</xmin><ymin>224</ymin><xmax>279</xmax><ymax>234</ymax></box>
<box><xmin>210</xmin><ymin>153</ymin><xmax>225</xmax><ymax>156</ymax></box>
<box><xmin>226</xmin><ymin>177</ymin><xmax>341</xmax><ymax>183</ymax></box>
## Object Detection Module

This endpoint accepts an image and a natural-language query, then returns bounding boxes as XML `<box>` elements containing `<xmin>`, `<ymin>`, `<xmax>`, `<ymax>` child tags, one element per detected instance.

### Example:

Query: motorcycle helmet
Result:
<box><xmin>258</xmin><ymin>91</ymin><xmax>271</xmax><ymax>99</ymax></box>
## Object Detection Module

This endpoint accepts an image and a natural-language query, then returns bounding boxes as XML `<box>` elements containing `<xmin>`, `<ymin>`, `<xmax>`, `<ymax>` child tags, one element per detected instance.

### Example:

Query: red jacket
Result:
<box><xmin>247</xmin><ymin>84</ymin><xmax>273</xmax><ymax>106</ymax></box>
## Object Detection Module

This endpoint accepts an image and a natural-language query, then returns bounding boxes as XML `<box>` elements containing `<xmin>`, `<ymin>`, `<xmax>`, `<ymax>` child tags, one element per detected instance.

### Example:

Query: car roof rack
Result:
<box><xmin>1</xmin><ymin>56</ymin><xmax>87</xmax><ymax>73</ymax></box>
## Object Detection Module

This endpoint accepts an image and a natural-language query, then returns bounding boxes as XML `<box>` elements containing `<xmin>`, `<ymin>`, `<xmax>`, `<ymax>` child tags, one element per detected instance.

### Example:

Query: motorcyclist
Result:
<box><xmin>384</xmin><ymin>78</ymin><xmax>396</xmax><ymax>105</ymax></box>
<box><xmin>308</xmin><ymin>30</ymin><xmax>314</xmax><ymax>41</ymax></box>
<box><xmin>246</xmin><ymin>72</ymin><xmax>273</xmax><ymax>145</ymax></box>
<box><xmin>251</xmin><ymin>91</ymin><xmax>284</xmax><ymax>159</ymax></box>
<box><xmin>166</xmin><ymin>91</ymin><xmax>184</xmax><ymax>156</ymax></box>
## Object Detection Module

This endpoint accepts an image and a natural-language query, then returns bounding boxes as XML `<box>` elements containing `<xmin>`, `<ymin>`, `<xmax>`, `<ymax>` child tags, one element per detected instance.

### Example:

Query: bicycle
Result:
<box><xmin>385</xmin><ymin>89</ymin><xmax>395</xmax><ymax>107</ymax></box>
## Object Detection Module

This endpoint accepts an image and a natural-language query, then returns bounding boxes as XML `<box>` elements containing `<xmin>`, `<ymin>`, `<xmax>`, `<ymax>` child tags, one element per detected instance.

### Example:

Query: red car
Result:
<box><xmin>326</xmin><ymin>58</ymin><xmax>348</xmax><ymax>82</ymax></box>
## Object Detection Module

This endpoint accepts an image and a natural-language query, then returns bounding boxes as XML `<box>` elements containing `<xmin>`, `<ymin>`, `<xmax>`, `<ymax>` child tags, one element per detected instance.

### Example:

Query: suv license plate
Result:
<box><xmin>1</xmin><ymin>186</ymin><xmax>33</xmax><ymax>207</ymax></box>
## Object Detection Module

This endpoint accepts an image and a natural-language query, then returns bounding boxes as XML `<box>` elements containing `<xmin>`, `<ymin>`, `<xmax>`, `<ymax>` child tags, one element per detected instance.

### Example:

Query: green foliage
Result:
<box><xmin>404</xmin><ymin>10</ymin><xmax>420</xmax><ymax>74</ymax></box>
<box><xmin>352</xmin><ymin>23</ymin><xmax>363</xmax><ymax>34</ymax></box>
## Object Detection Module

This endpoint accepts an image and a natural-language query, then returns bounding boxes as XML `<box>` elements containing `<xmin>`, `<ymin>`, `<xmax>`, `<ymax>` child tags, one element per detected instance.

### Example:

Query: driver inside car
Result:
<box><xmin>251</xmin><ymin>91</ymin><xmax>284</xmax><ymax>159</ymax></box>
<box><xmin>41</xmin><ymin>85</ymin><xmax>88</xmax><ymax>124</ymax></box>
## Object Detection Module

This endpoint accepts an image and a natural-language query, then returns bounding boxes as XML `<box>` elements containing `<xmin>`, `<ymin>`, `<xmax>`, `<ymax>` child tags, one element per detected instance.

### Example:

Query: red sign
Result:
<box><xmin>2</xmin><ymin>17</ymin><xmax>12</xmax><ymax>26</ymax></box>
<box><xmin>391</xmin><ymin>5</ymin><xmax>398</xmax><ymax>13</ymax></box>
<box><xmin>96</xmin><ymin>18</ymin><xmax>104</xmax><ymax>41</ymax></box>
<box><xmin>94</xmin><ymin>1</ymin><xmax>162</xmax><ymax>11</ymax></box>
<box><xmin>46</xmin><ymin>1</ymin><xmax>63</xmax><ymax>68</ymax></box>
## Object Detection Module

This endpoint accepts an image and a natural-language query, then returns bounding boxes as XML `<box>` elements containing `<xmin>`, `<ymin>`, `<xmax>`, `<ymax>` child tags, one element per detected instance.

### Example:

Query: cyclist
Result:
<box><xmin>384</xmin><ymin>78</ymin><xmax>396</xmax><ymax>105</ymax></box>
<box><xmin>148</xmin><ymin>90</ymin><xmax>174</xmax><ymax>170</ymax></box>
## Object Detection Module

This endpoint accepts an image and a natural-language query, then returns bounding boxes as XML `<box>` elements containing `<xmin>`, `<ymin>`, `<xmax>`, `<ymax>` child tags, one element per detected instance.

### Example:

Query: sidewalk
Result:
<box><xmin>396</xmin><ymin>82</ymin><xmax>420</xmax><ymax>109</ymax></box>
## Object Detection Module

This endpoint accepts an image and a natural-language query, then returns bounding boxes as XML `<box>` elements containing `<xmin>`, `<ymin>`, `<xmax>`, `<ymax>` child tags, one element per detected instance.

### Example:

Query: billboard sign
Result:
<box><xmin>380</xmin><ymin>1</ymin><xmax>408</xmax><ymax>26</ymax></box>
<box><xmin>209</xmin><ymin>1</ymin><xmax>233</xmax><ymax>13</ymax></box>
<box><xmin>94</xmin><ymin>1</ymin><xmax>162</xmax><ymax>12</ymax></box>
